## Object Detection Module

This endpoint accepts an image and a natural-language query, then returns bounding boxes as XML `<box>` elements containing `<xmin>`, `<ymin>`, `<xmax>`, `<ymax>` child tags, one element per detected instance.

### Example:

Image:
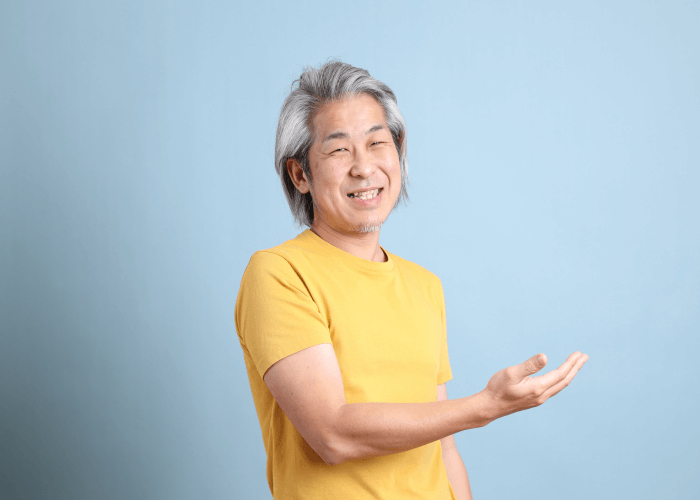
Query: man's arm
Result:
<box><xmin>263</xmin><ymin>343</ymin><xmax>588</xmax><ymax>465</ymax></box>
<box><xmin>438</xmin><ymin>383</ymin><xmax>472</xmax><ymax>500</ymax></box>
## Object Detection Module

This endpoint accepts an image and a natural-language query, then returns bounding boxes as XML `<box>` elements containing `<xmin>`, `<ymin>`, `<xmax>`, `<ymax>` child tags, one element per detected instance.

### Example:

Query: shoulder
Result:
<box><xmin>243</xmin><ymin>232</ymin><xmax>311</xmax><ymax>274</ymax></box>
<box><xmin>389</xmin><ymin>252</ymin><xmax>442</xmax><ymax>284</ymax></box>
<box><xmin>241</xmin><ymin>250</ymin><xmax>303</xmax><ymax>292</ymax></box>
<box><xmin>388</xmin><ymin>252</ymin><xmax>444</xmax><ymax>294</ymax></box>
<box><xmin>247</xmin><ymin>231</ymin><xmax>324</xmax><ymax>272</ymax></box>
<box><xmin>245</xmin><ymin>248</ymin><xmax>292</xmax><ymax>273</ymax></box>
<box><xmin>239</xmin><ymin>232</ymin><xmax>329</xmax><ymax>300</ymax></box>
<box><xmin>236</xmin><ymin>236</ymin><xmax>319</xmax><ymax>328</ymax></box>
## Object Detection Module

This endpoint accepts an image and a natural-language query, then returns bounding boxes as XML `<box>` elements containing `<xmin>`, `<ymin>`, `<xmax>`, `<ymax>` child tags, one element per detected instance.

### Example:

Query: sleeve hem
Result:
<box><xmin>257</xmin><ymin>333</ymin><xmax>333</xmax><ymax>379</ymax></box>
<box><xmin>437</xmin><ymin>370</ymin><xmax>453</xmax><ymax>385</ymax></box>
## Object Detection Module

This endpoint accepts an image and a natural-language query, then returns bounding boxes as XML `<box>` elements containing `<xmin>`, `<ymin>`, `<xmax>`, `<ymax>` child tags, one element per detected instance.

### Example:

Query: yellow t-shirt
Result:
<box><xmin>235</xmin><ymin>230</ymin><xmax>455</xmax><ymax>500</ymax></box>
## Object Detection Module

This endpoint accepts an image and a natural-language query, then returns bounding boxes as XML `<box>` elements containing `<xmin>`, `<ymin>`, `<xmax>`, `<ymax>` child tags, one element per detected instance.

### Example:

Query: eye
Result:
<box><xmin>371</xmin><ymin>141</ymin><xmax>384</xmax><ymax>146</ymax></box>
<box><xmin>334</xmin><ymin>148</ymin><xmax>347</xmax><ymax>153</ymax></box>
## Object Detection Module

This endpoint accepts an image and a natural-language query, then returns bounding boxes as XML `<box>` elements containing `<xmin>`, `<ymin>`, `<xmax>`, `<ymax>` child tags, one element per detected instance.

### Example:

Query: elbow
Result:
<box><xmin>316</xmin><ymin>421</ymin><xmax>353</xmax><ymax>465</ymax></box>
<box><xmin>320</xmin><ymin>452</ymin><xmax>344</xmax><ymax>466</ymax></box>
<box><xmin>316</xmin><ymin>405</ymin><xmax>352</xmax><ymax>465</ymax></box>
<box><xmin>298</xmin><ymin>433</ymin><xmax>348</xmax><ymax>466</ymax></box>
<box><xmin>309</xmin><ymin>404</ymin><xmax>355</xmax><ymax>465</ymax></box>
<box><xmin>318</xmin><ymin>436</ymin><xmax>349</xmax><ymax>466</ymax></box>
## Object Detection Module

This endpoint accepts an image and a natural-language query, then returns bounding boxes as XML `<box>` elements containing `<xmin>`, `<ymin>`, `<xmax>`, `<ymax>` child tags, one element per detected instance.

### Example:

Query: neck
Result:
<box><xmin>310</xmin><ymin>221</ymin><xmax>386</xmax><ymax>262</ymax></box>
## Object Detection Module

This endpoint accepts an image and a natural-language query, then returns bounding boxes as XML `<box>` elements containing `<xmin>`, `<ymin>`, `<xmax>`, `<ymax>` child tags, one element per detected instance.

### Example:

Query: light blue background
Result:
<box><xmin>1</xmin><ymin>1</ymin><xmax>698</xmax><ymax>499</ymax></box>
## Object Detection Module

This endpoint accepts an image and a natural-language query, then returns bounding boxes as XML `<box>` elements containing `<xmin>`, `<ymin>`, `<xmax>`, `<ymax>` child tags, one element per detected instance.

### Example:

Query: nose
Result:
<box><xmin>349</xmin><ymin>148</ymin><xmax>377</xmax><ymax>179</ymax></box>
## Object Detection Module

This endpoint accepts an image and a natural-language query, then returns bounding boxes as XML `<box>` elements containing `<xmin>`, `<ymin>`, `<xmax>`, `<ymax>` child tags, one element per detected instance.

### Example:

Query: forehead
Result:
<box><xmin>312</xmin><ymin>93</ymin><xmax>388</xmax><ymax>139</ymax></box>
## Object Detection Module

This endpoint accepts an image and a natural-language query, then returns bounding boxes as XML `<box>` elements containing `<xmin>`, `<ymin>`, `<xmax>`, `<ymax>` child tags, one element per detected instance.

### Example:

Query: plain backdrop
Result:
<box><xmin>1</xmin><ymin>1</ymin><xmax>698</xmax><ymax>499</ymax></box>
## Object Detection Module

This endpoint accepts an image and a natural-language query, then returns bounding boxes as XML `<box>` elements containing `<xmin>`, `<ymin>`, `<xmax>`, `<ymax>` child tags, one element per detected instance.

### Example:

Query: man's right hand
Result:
<box><xmin>480</xmin><ymin>352</ymin><xmax>589</xmax><ymax>422</ymax></box>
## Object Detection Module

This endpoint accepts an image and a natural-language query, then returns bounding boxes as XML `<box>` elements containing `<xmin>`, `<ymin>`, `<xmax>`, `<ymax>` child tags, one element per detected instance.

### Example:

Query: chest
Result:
<box><xmin>315</xmin><ymin>276</ymin><xmax>443</xmax><ymax>404</ymax></box>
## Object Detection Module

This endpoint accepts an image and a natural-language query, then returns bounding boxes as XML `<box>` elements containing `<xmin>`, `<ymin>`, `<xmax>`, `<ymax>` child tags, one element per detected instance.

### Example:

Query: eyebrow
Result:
<box><xmin>365</xmin><ymin>124</ymin><xmax>385</xmax><ymax>135</ymax></box>
<box><xmin>322</xmin><ymin>131</ymin><xmax>349</xmax><ymax>143</ymax></box>
<box><xmin>322</xmin><ymin>124</ymin><xmax>386</xmax><ymax>143</ymax></box>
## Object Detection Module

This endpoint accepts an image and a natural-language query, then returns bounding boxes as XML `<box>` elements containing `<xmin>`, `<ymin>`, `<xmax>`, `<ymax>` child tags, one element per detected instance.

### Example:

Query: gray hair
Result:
<box><xmin>275</xmin><ymin>61</ymin><xmax>409</xmax><ymax>227</ymax></box>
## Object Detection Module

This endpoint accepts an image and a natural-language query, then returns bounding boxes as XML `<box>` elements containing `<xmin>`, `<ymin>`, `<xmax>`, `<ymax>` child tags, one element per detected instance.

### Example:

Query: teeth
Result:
<box><xmin>349</xmin><ymin>188</ymin><xmax>380</xmax><ymax>200</ymax></box>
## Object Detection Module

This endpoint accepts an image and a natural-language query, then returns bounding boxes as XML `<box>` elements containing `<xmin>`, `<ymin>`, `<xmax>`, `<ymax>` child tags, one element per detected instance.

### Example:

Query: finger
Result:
<box><xmin>541</xmin><ymin>353</ymin><xmax>588</xmax><ymax>400</ymax></box>
<box><xmin>515</xmin><ymin>353</ymin><xmax>548</xmax><ymax>379</ymax></box>
<box><xmin>536</xmin><ymin>351</ymin><xmax>582</xmax><ymax>388</ymax></box>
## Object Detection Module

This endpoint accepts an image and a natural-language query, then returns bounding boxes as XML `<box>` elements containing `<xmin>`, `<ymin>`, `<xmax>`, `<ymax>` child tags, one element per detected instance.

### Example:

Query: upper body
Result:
<box><xmin>236</xmin><ymin>229</ymin><xmax>456</xmax><ymax>499</ymax></box>
<box><xmin>235</xmin><ymin>61</ymin><xmax>588</xmax><ymax>500</ymax></box>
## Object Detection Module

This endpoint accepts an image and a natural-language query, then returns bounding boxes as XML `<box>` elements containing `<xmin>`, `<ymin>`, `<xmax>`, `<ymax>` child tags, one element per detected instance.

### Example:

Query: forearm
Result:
<box><xmin>326</xmin><ymin>392</ymin><xmax>491</xmax><ymax>464</ymax></box>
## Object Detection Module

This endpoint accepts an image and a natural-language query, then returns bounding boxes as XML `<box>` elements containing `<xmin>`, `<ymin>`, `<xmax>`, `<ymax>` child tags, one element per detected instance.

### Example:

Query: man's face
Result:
<box><xmin>304</xmin><ymin>93</ymin><xmax>402</xmax><ymax>234</ymax></box>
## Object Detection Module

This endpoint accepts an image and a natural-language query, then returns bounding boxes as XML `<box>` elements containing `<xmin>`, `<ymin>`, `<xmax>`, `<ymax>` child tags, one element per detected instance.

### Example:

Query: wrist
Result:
<box><xmin>470</xmin><ymin>390</ymin><xmax>499</xmax><ymax>427</ymax></box>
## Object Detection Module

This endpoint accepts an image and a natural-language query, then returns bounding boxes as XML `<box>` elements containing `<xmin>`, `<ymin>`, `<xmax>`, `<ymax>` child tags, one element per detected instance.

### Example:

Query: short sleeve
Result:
<box><xmin>435</xmin><ymin>280</ymin><xmax>453</xmax><ymax>385</ymax></box>
<box><xmin>235</xmin><ymin>251</ymin><xmax>332</xmax><ymax>378</ymax></box>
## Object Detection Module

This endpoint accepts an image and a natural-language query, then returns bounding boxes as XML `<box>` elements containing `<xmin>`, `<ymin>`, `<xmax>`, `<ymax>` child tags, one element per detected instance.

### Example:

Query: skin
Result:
<box><xmin>271</xmin><ymin>93</ymin><xmax>589</xmax><ymax>499</ymax></box>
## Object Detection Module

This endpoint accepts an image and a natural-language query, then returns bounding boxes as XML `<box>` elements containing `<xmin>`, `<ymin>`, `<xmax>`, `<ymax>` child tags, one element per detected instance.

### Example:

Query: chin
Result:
<box><xmin>330</xmin><ymin>211</ymin><xmax>392</xmax><ymax>235</ymax></box>
<box><xmin>356</xmin><ymin>221</ymin><xmax>383</xmax><ymax>233</ymax></box>
<box><xmin>353</xmin><ymin>214</ymin><xmax>389</xmax><ymax>233</ymax></box>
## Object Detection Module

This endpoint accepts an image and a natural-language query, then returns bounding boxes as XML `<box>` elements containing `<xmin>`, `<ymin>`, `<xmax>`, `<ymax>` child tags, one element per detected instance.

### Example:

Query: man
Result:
<box><xmin>235</xmin><ymin>61</ymin><xmax>588</xmax><ymax>499</ymax></box>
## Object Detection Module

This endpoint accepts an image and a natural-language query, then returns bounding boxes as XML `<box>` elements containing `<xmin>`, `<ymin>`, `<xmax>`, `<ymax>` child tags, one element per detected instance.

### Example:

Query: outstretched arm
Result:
<box><xmin>263</xmin><ymin>344</ymin><xmax>588</xmax><ymax>465</ymax></box>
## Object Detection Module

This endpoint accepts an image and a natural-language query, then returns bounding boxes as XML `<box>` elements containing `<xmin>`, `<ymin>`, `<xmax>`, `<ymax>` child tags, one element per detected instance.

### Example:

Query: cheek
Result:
<box><xmin>384</xmin><ymin>153</ymin><xmax>401</xmax><ymax>180</ymax></box>
<box><xmin>314</xmin><ymin>169</ymin><xmax>345</xmax><ymax>198</ymax></box>
<box><xmin>388</xmin><ymin>161</ymin><xmax>400</xmax><ymax>176</ymax></box>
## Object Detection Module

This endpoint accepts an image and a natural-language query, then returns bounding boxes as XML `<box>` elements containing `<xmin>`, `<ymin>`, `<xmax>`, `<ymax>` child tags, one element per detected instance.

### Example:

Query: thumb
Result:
<box><xmin>519</xmin><ymin>353</ymin><xmax>547</xmax><ymax>377</ymax></box>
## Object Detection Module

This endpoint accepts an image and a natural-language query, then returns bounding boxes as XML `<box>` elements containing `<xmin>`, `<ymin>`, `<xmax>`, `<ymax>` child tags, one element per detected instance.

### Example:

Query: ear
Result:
<box><xmin>287</xmin><ymin>158</ymin><xmax>311</xmax><ymax>194</ymax></box>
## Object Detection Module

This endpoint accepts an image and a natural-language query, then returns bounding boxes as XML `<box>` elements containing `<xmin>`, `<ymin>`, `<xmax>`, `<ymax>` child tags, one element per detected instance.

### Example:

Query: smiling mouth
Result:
<box><xmin>347</xmin><ymin>188</ymin><xmax>382</xmax><ymax>200</ymax></box>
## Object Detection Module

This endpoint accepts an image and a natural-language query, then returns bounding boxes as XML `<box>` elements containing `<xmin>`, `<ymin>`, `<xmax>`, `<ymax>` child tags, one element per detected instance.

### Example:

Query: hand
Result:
<box><xmin>481</xmin><ymin>352</ymin><xmax>589</xmax><ymax>422</ymax></box>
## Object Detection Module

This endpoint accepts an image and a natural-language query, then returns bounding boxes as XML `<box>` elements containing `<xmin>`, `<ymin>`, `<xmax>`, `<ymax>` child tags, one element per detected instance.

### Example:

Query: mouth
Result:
<box><xmin>347</xmin><ymin>188</ymin><xmax>383</xmax><ymax>200</ymax></box>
